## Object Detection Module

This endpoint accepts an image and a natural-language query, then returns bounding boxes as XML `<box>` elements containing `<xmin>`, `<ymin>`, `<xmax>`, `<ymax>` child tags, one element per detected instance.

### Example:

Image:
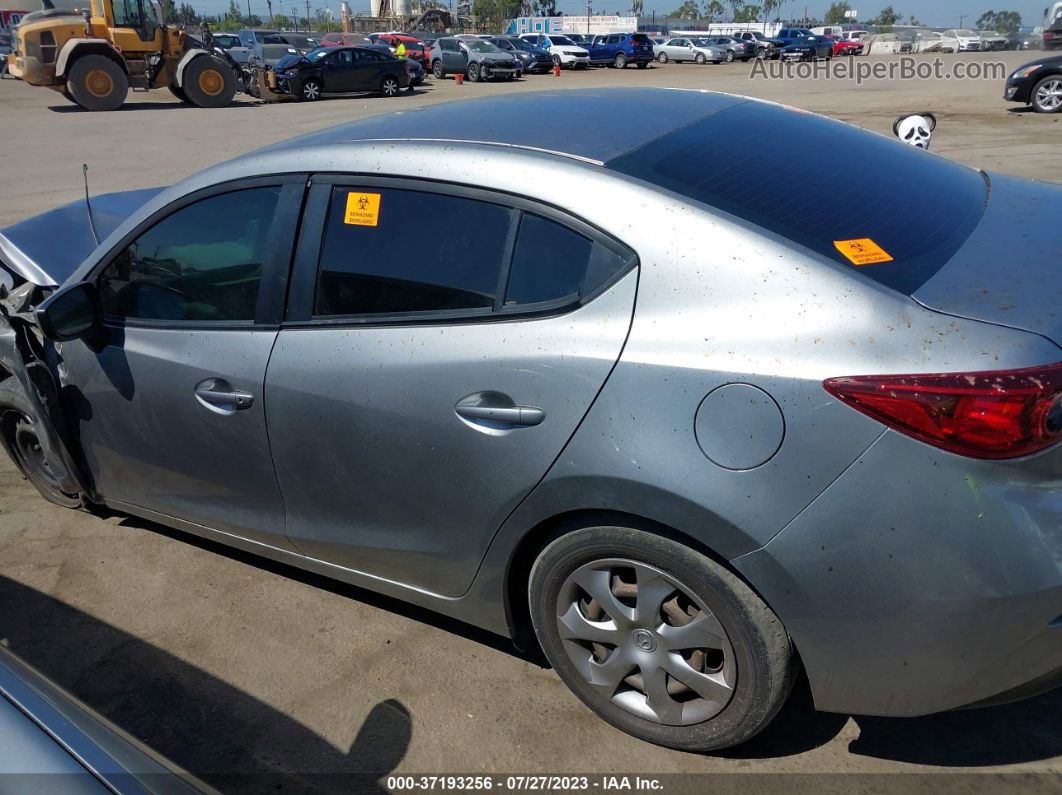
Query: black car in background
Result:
<box><xmin>273</xmin><ymin>46</ymin><xmax>412</xmax><ymax>100</ymax></box>
<box><xmin>485</xmin><ymin>36</ymin><xmax>554</xmax><ymax>73</ymax></box>
<box><xmin>779</xmin><ymin>34</ymin><xmax>834</xmax><ymax>61</ymax></box>
<box><xmin>1004</xmin><ymin>55</ymin><xmax>1062</xmax><ymax>112</ymax></box>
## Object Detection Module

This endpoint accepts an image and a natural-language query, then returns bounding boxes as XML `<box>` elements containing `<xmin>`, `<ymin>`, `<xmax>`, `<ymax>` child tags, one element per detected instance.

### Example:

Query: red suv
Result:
<box><xmin>371</xmin><ymin>33</ymin><xmax>429</xmax><ymax>65</ymax></box>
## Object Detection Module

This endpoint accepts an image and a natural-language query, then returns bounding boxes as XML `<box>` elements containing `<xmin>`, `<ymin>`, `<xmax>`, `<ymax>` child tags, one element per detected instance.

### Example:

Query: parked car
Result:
<box><xmin>1006</xmin><ymin>30</ymin><xmax>1042</xmax><ymax>49</ymax></box>
<box><xmin>1045</xmin><ymin>27</ymin><xmax>1062</xmax><ymax>50</ymax></box>
<box><xmin>587</xmin><ymin>32</ymin><xmax>655</xmax><ymax>68</ymax></box>
<box><xmin>211</xmin><ymin>33</ymin><xmax>241</xmax><ymax>50</ymax></box>
<box><xmin>370</xmin><ymin>32</ymin><xmax>430</xmax><ymax>65</ymax></box>
<box><xmin>779</xmin><ymin>34</ymin><xmax>834</xmax><ymax>61</ymax></box>
<box><xmin>773</xmin><ymin>27</ymin><xmax>815</xmax><ymax>47</ymax></box>
<box><xmin>733</xmin><ymin>30</ymin><xmax>775</xmax><ymax>56</ymax></box>
<box><xmin>1004</xmin><ymin>54</ymin><xmax>1062</xmax><ymax>112</ymax></box>
<box><xmin>11</xmin><ymin>87</ymin><xmax>1062</xmax><ymax>754</ymax></box>
<box><xmin>941</xmin><ymin>29</ymin><xmax>983</xmax><ymax>51</ymax></box>
<box><xmin>566</xmin><ymin>33</ymin><xmax>593</xmax><ymax>45</ymax></box>
<box><xmin>518</xmin><ymin>33</ymin><xmax>590</xmax><ymax>68</ymax></box>
<box><xmin>228</xmin><ymin>28</ymin><xmax>280</xmax><ymax>64</ymax></box>
<box><xmin>270</xmin><ymin>45</ymin><xmax>411</xmax><ymax>100</ymax></box>
<box><xmin>485</xmin><ymin>36</ymin><xmax>554</xmax><ymax>74</ymax></box>
<box><xmin>703</xmin><ymin>35</ymin><xmax>755</xmax><ymax>61</ymax></box>
<box><xmin>0</xmin><ymin>645</ymin><xmax>212</xmax><ymax>793</ymax></box>
<box><xmin>655</xmin><ymin>37</ymin><xmax>726</xmax><ymax>64</ymax></box>
<box><xmin>365</xmin><ymin>43</ymin><xmax>425</xmax><ymax>85</ymax></box>
<box><xmin>831</xmin><ymin>36</ymin><xmax>865</xmax><ymax>56</ymax></box>
<box><xmin>320</xmin><ymin>31</ymin><xmax>371</xmax><ymax>47</ymax></box>
<box><xmin>430</xmin><ymin>36</ymin><xmax>520</xmax><ymax>81</ymax></box>
<box><xmin>978</xmin><ymin>30</ymin><xmax>1009</xmax><ymax>50</ymax></box>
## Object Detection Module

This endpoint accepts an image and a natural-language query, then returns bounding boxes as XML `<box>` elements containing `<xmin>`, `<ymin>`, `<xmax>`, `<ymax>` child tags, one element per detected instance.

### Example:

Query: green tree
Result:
<box><xmin>271</xmin><ymin>12</ymin><xmax>290</xmax><ymax>26</ymax></box>
<box><xmin>225</xmin><ymin>0</ymin><xmax>241</xmax><ymax>21</ymax></box>
<box><xmin>631</xmin><ymin>0</ymin><xmax>644</xmax><ymax>15</ymax></box>
<box><xmin>173</xmin><ymin>1</ymin><xmax>199</xmax><ymax>24</ymax></box>
<box><xmin>907</xmin><ymin>14</ymin><xmax>920</xmax><ymax>25</ymax></box>
<box><xmin>703</xmin><ymin>0</ymin><xmax>724</xmax><ymax>20</ymax></box>
<box><xmin>824</xmin><ymin>2</ymin><xmax>849</xmax><ymax>24</ymax></box>
<box><xmin>671</xmin><ymin>0</ymin><xmax>701</xmax><ymax>18</ymax></box>
<box><xmin>976</xmin><ymin>9</ymin><xmax>1022</xmax><ymax>32</ymax></box>
<box><xmin>761</xmin><ymin>0</ymin><xmax>778</xmax><ymax>22</ymax></box>
<box><xmin>474</xmin><ymin>0</ymin><xmax>521</xmax><ymax>30</ymax></box>
<box><xmin>869</xmin><ymin>5</ymin><xmax>900</xmax><ymax>29</ymax></box>
<box><xmin>733</xmin><ymin>3</ymin><xmax>760</xmax><ymax>22</ymax></box>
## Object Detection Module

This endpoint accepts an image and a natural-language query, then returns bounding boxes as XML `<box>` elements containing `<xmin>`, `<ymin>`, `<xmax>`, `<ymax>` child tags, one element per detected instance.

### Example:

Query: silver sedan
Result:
<box><xmin>655</xmin><ymin>37</ymin><xmax>727</xmax><ymax>64</ymax></box>
<box><xmin>4</xmin><ymin>88</ymin><xmax>1062</xmax><ymax>753</ymax></box>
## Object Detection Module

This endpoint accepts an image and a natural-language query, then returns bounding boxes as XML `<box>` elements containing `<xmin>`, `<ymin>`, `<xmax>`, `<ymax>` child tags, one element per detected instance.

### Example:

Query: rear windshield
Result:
<box><xmin>606</xmin><ymin>101</ymin><xmax>987</xmax><ymax>295</ymax></box>
<box><xmin>631</xmin><ymin>34</ymin><xmax>651</xmax><ymax>43</ymax></box>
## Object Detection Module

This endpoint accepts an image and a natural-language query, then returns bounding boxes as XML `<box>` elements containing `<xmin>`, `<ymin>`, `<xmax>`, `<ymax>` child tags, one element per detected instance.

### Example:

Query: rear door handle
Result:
<box><xmin>194</xmin><ymin>378</ymin><xmax>255</xmax><ymax>413</ymax></box>
<box><xmin>455</xmin><ymin>393</ymin><xmax>546</xmax><ymax>427</ymax></box>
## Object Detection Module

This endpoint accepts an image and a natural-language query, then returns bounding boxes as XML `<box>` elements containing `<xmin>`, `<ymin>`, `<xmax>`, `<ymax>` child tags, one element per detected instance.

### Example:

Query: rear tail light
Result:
<box><xmin>823</xmin><ymin>362</ymin><xmax>1062</xmax><ymax>459</ymax></box>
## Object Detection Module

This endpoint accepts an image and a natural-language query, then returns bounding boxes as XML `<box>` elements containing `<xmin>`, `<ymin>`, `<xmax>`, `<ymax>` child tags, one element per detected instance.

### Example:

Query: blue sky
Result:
<box><xmin>181</xmin><ymin>0</ymin><xmax>1052</xmax><ymax>31</ymax></box>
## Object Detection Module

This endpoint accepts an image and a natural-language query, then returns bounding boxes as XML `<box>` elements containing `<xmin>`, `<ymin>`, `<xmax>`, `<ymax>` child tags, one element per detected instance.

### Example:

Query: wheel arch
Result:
<box><xmin>56</xmin><ymin>40</ymin><xmax>129</xmax><ymax>80</ymax></box>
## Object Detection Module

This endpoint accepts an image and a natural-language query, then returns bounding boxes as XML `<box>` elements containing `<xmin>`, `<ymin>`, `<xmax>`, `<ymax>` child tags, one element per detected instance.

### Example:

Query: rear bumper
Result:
<box><xmin>733</xmin><ymin>430</ymin><xmax>1062</xmax><ymax>717</ymax></box>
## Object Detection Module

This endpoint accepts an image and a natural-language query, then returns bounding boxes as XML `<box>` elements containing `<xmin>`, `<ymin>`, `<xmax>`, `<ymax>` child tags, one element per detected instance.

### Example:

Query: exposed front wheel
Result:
<box><xmin>2</xmin><ymin>411</ymin><xmax>81</xmax><ymax>509</ymax></box>
<box><xmin>299</xmin><ymin>77</ymin><xmax>321</xmax><ymax>101</ymax></box>
<box><xmin>1032</xmin><ymin>76</ymin><xmax>1062</xmax><ymax>113</ymax></box>
<box><xmin>66</xmin><ymin>54</ymin><xmax>128</xmax><ymax>111</ymax></box>
<box><xmin>467</xmin><ymin>63</ymin><xmax>481</xmax><ymax>82</ymax></box>
<box><xmin>181</xmin><ymin>55</ymin><xmax>237</xmax><ymax>108</ymax></box>
<box><xmin>529</xmin><ymin>526</ymin><xmax>795</xmax><ymax>751</ymax></box>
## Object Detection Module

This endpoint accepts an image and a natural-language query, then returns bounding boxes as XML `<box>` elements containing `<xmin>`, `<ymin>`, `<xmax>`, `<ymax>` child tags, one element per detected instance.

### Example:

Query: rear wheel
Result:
<box><xmin>529</xmin><ymin>526</ymin><xmax>795</xmax><ymax>751</ymax></box>
<box><xmin>1032</xmin><ymin>76</ymin><xmax>1062</xmax><ymax>113</ymax></box>
<box><xmin>181</xmin><ymin>55</ymin><xmax>236</xmax><ymax>108</ymax></box>
<box><xmin>299</xmin><ymin>77</ymin><xmax>321</xmax><ymax>101</ymax></box>
<box><xmin>432</xmin><ymin>59</ymin><xmax>445</xmax><ymax>79</ymax></box>
<box><xmin>66</xmin><ymin>54</ymin><xmax>128</xmax><ymax>111</ymax></box>
<box><xmin>380</xmin><ymin>75</ymin><xmax>400</xmax><ymax>97</ymax></box>
<box><xmin>614</xmin><ymin>52</ymin><xmax>627</xmax><ymax>68</ymax></box>
<box><xmin>657</xmin><ymin>52</ymin><xmax>668</xmax><ymax>63</ymax></box>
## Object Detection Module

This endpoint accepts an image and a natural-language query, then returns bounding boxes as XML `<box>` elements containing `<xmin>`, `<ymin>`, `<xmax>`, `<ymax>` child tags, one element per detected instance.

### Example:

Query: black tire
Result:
<box><xmin>66</xmin><ymin>54</ymin><xmax>128</xmax><ymax>111</ymax></box>
<box><xmin>725</xmin><ymin>50</ymin><xmax>735</xmax><ymax>63</ymax></box>
<box><xmin>298</xmin><ymin>77</ymin><xmax>321</xmax><ymax>101</ymax></box>
<box><xmin>432</xmin><ymin>59</ymin><xmax>445</xmax><ymax>79</ymax></box>
<box><xmin>181</xmin><ymin>55</ymin><xmax>236</xmax><ymax>108</ymax></box>
<box><xmin>529</xmin><ymin>526</ymin><xmax>795</xmax><ymax>752</ymax></box>
<box><xmin>467</xmin><ymin>62</ymin><xmax>480</xmax><ymax>82</ymax></box>
<box><xmin>168</xmin><ymin>84</ymin><xmax>190</xmax><ymax>103</ymax></box>
<box><xmin>695</xmin><ymin>52</ymin><xmax>706</xmax><ymax>64</ymax></box>
<box><xmin>1</xmin><ymin>409</ymin><xmax>81</xmax><ymax>509</ymax></box>
<box><xmin>614</xmin><ymin>52</ymin><xmax>627</xmax><ymax>68</ymax></box>
<box><xmin>1031</xmin><ymin>75</ymin><xmax>1062</xmax><ymax>113</ymax></box>
<box><xmin>552</xmin><ymin>54</ymin><xmax>562</xmax><ymax>67</ymax></box>
<box><xmin>636</xmin><ymin>61</ymin><xmax>649</xmax><ymax>69</ymax></box>
<box><xmin>657</xmin><ymin>52</ymin><xmax>668</xmax><ymax>63</ymax></box>
<box><xmin>380</xmin><ymin>75</ymin><xmax>400</xmax><ymax>97</ymax></box>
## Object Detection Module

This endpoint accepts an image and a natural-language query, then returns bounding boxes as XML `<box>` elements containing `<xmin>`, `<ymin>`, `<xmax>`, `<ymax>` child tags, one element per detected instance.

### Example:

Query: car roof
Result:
<box><xmin>264</xmin><ymin>88</ymin><xmax>746</xmax><ymax>164</ymax></box>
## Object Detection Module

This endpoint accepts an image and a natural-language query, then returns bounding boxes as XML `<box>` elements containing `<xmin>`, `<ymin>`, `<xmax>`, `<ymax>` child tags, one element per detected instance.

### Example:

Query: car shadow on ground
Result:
<box><xmin>48</xmin><ymin>101</ymin><xmax>262</xmax><ymax>112</ymax></box>
<box><xmin>0</xmin><ymin>575</ymin><xmax>413</xmax><ymax>793</ymax></box>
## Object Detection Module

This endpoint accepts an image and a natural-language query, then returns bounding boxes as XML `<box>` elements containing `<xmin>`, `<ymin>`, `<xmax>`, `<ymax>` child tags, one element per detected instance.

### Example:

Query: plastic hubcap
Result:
<box><xmin>556</xmin><ymin>558</ymin><xmax>736</xmax><ymax>726</ymax></box>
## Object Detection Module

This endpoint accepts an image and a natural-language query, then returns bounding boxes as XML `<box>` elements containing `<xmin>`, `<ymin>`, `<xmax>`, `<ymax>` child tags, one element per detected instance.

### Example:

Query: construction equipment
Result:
<box><xmin>7</xmin><ymin>0</ymin><xmax>237</xmax><ymax>111</ymax></box>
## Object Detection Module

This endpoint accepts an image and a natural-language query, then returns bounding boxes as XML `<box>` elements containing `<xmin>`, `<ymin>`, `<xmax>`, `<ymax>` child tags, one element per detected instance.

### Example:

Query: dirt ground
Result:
<box><xmin>1</xmin><ymin>52</ymin><xmax>1061</xmax><ymax>793</ymax></box>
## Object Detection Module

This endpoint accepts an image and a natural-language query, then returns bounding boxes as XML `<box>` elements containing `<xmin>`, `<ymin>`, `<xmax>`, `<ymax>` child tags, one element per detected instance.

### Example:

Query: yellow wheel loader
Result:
<box><xmin>7</xmin><ymin>0</ymin><xmax>237</xmax><ymax>110</ymax></box>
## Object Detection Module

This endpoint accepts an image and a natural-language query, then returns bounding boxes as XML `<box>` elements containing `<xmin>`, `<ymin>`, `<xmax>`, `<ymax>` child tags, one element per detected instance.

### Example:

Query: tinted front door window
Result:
<box><xmin>98</xmin><ymin>187</ymin><xmax>281</xmax><ymax>322</ymax></box>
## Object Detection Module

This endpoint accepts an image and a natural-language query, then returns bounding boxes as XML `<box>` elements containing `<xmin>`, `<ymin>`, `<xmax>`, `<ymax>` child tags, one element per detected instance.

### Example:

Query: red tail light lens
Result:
<box><xmin>823</xmin><ymin>362</ymin><xmax>1062</xmax><ymax>459</ymax></box>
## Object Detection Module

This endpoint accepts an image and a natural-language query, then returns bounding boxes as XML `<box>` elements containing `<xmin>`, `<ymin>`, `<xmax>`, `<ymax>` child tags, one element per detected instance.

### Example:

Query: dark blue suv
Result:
<box><xmin>587</xmin><ymin>32</ymin><xmax>655</xmax><ymax>68</ymax></box>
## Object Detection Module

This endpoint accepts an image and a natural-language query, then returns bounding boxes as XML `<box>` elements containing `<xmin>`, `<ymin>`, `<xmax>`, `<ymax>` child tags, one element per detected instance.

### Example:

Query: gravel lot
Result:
<box><xmin>1</xmin><ymin>51</ymin><xmax>1061</xmax><ymax>793</ymax></box>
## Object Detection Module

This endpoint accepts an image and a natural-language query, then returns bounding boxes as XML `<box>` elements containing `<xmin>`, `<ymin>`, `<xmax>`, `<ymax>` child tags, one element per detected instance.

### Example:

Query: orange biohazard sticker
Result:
<box><xmin>833</xmin><ymin>238</ymin><xmax>894</xmax><ymax>266</ymax></box>
<box><xmin>344</xmin><ymin>192</ymin><xmax>381</xmax><ymax>227</ymax></box>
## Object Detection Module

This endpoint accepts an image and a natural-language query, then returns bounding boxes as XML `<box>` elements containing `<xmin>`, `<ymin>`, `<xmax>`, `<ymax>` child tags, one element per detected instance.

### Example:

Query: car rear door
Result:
<box><xmin>263</xmin><ymin>177</ymin><xmax>638</xmax><ymax>597</ymax></box>
<box><xmin>321</xmin><ymin>48</ymin><xmax>355</xmax><ymax>92</ymax></box>
<box><xmin>55</xmin><ymin>176</ymin><xmax>306</xmax><ymax>550</ymax></box>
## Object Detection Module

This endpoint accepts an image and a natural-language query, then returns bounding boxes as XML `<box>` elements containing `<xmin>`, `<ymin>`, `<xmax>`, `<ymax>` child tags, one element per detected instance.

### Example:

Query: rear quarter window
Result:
<box><xmin>606</xmin><ymin>101</ymin><xmax>987</xmax><ymax>294</ymax></box>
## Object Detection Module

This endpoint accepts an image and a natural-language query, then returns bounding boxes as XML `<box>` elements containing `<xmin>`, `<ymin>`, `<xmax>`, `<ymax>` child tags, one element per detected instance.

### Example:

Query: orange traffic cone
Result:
<box><xmin>552</xmin><ymin>63</ymin><xmax>561</xmax><ymax>76</ymax></box>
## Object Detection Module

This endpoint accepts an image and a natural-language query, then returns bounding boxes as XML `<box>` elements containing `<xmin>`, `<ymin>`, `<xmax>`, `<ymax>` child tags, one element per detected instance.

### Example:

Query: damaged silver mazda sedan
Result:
<box><xmin>3</xmin><ymin>88</ymin><xmax>1062</xmax><ymax>751</ymax></box>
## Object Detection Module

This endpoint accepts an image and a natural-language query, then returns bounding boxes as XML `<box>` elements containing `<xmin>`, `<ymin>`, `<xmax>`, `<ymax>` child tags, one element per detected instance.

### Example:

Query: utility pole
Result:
<box><xmin>958</xmin><ymin>14</ymin><xmax>966</xmax><ymax>28</ymax></box>
<box><xmin>305</xmin><ymin>0</ymin><xmax>311</xmax><ymax>30</ymax></box>
<box><xmin>266</xmin><ymin>0</ymin><xmax>273</xmax><ymax>26</ymax></box>
<box><xmin>586</xmin><ymin>0</ymin><xmax>591</xmax><ymax>34</ymax></box>
<box><xmin>246</xmin><ymin>0</ymin><xmax>251</xmax><ymax>23</ymax></box>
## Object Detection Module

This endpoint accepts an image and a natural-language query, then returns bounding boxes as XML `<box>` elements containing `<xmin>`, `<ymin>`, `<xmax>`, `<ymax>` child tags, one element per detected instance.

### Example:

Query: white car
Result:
<box><xmin>518</xmin><ymin>33</ymin><xmax>590</xmax><ymax>68</ymax></box>
<box><xmin>942</xmin><ymin>28</ymin><xmax>983</xmax><ymax>51</ymax></box>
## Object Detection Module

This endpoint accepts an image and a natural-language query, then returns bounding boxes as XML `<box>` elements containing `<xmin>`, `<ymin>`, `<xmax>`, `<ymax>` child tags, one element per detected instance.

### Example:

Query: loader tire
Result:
<box><xmin>168</xmin><ymin>84</ymin><xmax>190</xmax><ymax>103</ymax></box>
<box><xmin>181</xmin><ymin>55</ymin><xmax>237</xmax><ymax>108</ymax></box>
<box><xmin>66</xmin><ymin>55</ymin><xmax>128</xmax><ymax>111</ymax></box>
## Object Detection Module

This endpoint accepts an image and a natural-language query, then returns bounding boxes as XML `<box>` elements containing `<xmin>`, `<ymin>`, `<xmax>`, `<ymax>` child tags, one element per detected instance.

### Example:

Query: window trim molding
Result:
<box><xmin>285</xmin><ymin>173</ymin><xmax>637</xmax><ymax>328</ymax></box>
<box><xmin>89</xmin><ymin>174</ymin><xmax>308</xmax><ymax>331</ymax></box>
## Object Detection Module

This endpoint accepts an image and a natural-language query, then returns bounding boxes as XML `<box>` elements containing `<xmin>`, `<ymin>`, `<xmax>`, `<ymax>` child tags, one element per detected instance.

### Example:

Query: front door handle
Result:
<box><xmin>194</xmin><ymin>378</ymin><xmax>255</xmax><ymax>413</ymax></box>
<box><xmin>455</xmin><ymin>392</ymin><xmax>546</xmax><ymax>427</ymax></box>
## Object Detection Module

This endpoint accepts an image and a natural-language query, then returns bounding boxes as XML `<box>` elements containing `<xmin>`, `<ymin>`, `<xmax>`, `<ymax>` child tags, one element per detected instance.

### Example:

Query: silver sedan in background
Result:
<box><xmin>655</xmin><ymin>37</ymin><xmax>727</xmax><ymax>64</ymax></box>
<box><xmin>3</xmin><ymin>88</ymin><xmax>1062</xmax><ymax>752</ymax></box>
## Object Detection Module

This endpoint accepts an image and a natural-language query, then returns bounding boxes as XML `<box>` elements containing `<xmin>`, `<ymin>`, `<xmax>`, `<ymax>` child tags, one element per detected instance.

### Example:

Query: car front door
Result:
<box><xmin>667</xmin><ymin>39</ymin><xmax>689</xmax><ymax>60</ymax></box>
<box><xmin>443</xmin><ymin>39</ymin><xmax>466</xmax><ymax>72</ymax></box>
<box><xmin>263</xmin><ymin>178</ymin><xmax>638</xmax><ymax>597</ymax></box>
<box><xmin>55</xmin><ymin>177</ymin><xmax>306</xmax><ymax>550</ymax></box>
<box><xmin>320</xmin><ymin>48</ymin><xmax>356</xmax><ymax>92</ymax></box>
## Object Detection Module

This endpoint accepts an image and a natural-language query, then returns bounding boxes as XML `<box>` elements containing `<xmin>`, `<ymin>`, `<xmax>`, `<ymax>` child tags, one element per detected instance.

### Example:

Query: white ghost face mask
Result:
<box><xmin>892</xmin><ymin>113</ymin><xmax>937</xmax><ymax>150</ymax></box>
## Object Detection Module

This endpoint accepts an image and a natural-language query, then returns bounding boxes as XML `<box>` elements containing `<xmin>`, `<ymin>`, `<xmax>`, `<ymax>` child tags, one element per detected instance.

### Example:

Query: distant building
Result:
<box><xmin>504</xmin><ymin>16</ymin><xmax>638</xmax><ymax>37</ymax></box>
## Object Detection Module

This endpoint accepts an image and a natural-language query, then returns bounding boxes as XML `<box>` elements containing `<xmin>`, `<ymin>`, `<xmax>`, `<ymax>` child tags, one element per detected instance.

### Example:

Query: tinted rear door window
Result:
<box><xmin>606</xmin><ymin>101</ymin><xmax>987</xmax><ymax>294</ymax></box>
<box><xmin>315</xmin><ymin>187</ymin><xmax>510</xmax><ymax>317</ymax></box>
